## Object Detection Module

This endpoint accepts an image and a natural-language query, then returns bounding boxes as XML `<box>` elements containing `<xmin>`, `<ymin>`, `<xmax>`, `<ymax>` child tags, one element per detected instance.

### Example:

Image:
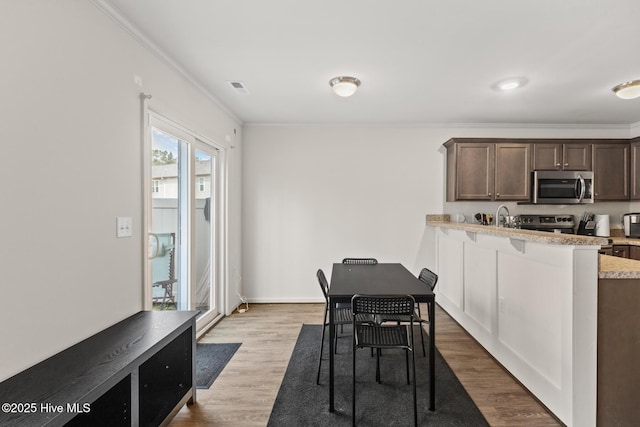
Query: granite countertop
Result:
<box><xmin>427</xmin><ymin>219</ymin><xmax>610</xmax><ymax>246</ymax></box>
<box><xmin>427</xmin><ymin>214</ymin><xmax>640</xmax><ymax>278</ymax></box>
<box><xmin>599</xmin><ymin>254</ymin><xmax>640</xmax><ymax>279</ymax></box>
<box><xmin>609</xmin><ymin>236</ymin><xmax>640</xmax><ymax>246</ymax></box>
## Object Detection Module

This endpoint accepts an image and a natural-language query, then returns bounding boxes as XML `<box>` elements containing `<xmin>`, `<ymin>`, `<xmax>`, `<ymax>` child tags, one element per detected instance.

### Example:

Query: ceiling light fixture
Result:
<box><xmin>612</xmin><ymin>80</ymin><xmax>640</xmax><ymax>99</ymax></box>
<box><xmin>329</xmin><ymin>76</ymin><xmax>361</xmax><ymax>97</ymax></box>
<box><xmin>492</xmin><ymin>77</ymin><xmax>528</xmax><ymax>92</ymax></box>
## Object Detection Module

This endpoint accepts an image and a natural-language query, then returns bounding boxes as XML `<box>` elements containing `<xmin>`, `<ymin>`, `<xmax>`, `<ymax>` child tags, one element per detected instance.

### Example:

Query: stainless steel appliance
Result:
<box><xmin>532</xmin><ymin>170</ymin><xmax>594</xmax><ymax>204</ymax></box>
<box><xmin>623</xmin><ymin>213</ymin><xmax>640</xmax><ymax>237</ymax></box>
<box><xmin>512</xmin><ymin>214</ymin><xmax>575</xmax><ymax>234</ymax></box>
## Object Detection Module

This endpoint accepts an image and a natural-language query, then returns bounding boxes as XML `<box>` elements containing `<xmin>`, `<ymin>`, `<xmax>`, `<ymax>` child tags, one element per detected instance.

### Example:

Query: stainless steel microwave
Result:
<box><xmin>532</xmin><ymin>170</ymin><xmax>594</xmax><ymax>204</ymax></box>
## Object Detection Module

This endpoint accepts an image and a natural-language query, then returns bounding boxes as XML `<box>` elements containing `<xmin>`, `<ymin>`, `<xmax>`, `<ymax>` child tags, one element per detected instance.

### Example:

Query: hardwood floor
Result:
<box><xmin>170</xmin><ymin>303</ymin><xmax>561</xmax><ymax>426</ymax></box>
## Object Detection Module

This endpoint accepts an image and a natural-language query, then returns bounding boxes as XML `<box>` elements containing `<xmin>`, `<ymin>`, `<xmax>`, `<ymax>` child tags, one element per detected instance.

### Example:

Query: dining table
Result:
<box><xmin>328</xmin><ymin>262</ymin><xmax>436</xmax><ymax>412</ymax></box>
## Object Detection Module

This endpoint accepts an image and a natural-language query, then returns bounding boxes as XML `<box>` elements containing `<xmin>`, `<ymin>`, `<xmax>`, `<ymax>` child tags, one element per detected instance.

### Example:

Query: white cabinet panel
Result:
<box><xmin>463</xmin><ymin>243</ymin><xmax>496</xmax><ymax>333</ymax></box>
<box><xmin>497</xmin><ymin>252</ymin><xmax>565</xmax><ymax>388</ymax></box>
<box><xmin>437</xmin><ymin>234</ymin><xmax>463</xmax><ymax>308</ymax></box>
<box><xmin>432</xmin><ymin>226</ymin><xmax>598</xmax><ymax>427</ymax></box>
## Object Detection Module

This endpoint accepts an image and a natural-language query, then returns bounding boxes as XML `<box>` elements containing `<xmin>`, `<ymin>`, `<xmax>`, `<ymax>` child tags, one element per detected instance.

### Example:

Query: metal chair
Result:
<box><xmin>376</xmin><ymin>267</ymin><xmax>438</xmax><ymax>357</ymax></box>
<box><xmin>152</xmin><ymin>233</ymin><xmax>177</xmax><ymax>309</ymax></box>
<box><xmin>316</xmin><ymin>269</ymin><xmax>352</xmax><ymax>385</ymax></box>
<box><xmin>352</xmin><ymin>294</ymin><xmax>417</xmax><ymax>427</ymax></box>
<box><xmin>338</xmin><ymin>258</ymin><xmax>377</xmax><ymax>309</ymax></box>
<box><xmin>316</xmin><ymin>269</ymin><xmax>377</xmax><ymax>384</ymax></box>
<box><xmin>342</xmin><ymin>258</ymin><xmax>378</xmax><ymax>265</ymax></box>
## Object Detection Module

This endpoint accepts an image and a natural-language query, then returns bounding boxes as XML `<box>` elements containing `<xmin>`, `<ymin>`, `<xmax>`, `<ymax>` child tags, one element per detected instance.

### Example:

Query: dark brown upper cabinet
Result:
<box><xmin>445</xmin><ymin>139</ymin><xmax>530</xmax><ymax>201</ymax></box>
<box><xmin>631</xmin><ymin>137</ymin><xmax>640</xmax><ymax>200</ymax></box>
<box><xmin>446</xmin><ymin>140</ymin><xmax>494</xmax><ymax>201</ymax></box>
<box><xmin>495</xmin><ymin>143</ymin><xmax>531</xmax><ymax>200</ymax></box>
<box><xmin>592</xmin><ymin>142</ymin><xmax>629</xmax><ymax>201</ymax></box>
<box><xmin>532</xmin><ymin>142</ymin><xmax>592</xmax><ymax>171</ymax></box>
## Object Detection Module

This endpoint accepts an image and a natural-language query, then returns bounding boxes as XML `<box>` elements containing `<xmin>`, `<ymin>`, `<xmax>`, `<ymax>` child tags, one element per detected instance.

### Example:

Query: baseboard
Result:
<box><xmin>243</xmin><ymin>297</ymin><xmax>324</xmax><ymax>304</ymax></box>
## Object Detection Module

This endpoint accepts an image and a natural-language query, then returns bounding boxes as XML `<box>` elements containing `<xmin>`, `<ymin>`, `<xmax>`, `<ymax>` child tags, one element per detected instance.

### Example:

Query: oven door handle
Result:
<box><xmin>576</xmin><ymin>174</ymin><xmax>586</xmax><ymax>203</ymax></box>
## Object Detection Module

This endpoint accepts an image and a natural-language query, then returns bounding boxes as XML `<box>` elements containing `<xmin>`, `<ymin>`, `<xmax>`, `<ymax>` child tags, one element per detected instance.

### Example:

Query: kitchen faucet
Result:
<box><xmin>496</xmin><ymin>204</ymin><xmax>510</xmax><ymax>227</ymax></box>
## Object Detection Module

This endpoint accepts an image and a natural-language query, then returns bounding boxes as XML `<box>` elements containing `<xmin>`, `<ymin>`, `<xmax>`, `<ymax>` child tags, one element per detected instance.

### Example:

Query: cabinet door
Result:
<box><xmin>453</xmin><ymin>143</ymin><xmax>495</xmax><ymax>200</ymax></box>
<box><xmin>495</xmin><ymin>143</ymin><xmax>531</xmax><ymax>200</ymax></box>
<box><xmin>532</xmin><ymin>144</ymin><xmax>562</xmax><ymax>170</ymax></box>
<box><xmin>629</xmin><ymin>245</ymin><xmax>640</xmax><ymax>261</ymax></box>
<box><xmin>563</xmin><ymin>144</ymin><xmax>592</xmax><ymax>170</ymax></box>
<box><xmin>593</xmin><ymin>143</ymin><xmax>629</xmax><ymax>200</ymax></box>
<box><xmin>613</xmin><ymin>245</ymin><xmax>630</xmax><ymax>258</ymax></box>
<box><xmin>599</xmin><ymin>247</ymin><xmax>613</xmax><ymax>256</ymax></box>
<box><xmin>631</xmin><ymin>140</ymin><xmax>640</xmax><ymax>200</ymax></box>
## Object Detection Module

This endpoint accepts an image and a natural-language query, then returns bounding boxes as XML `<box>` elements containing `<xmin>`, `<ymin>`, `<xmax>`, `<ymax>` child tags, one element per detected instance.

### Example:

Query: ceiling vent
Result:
<box><xmin>227</xmin><ymin>81</ymin><xmax>249</xmax><ymax>94</ymax></box>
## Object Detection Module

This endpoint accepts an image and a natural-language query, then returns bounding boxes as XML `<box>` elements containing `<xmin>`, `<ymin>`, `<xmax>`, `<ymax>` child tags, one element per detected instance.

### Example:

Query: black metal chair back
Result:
<box><xmin>418</xmin><ymin>267</ymin><xmax>438</xmax><ymax>291</ymax></box>
<box><xmin>316</xmin><ymin>268</ymin><xmax>352</xmax><ymax>385</ymax></box>
<box><xmin>352</xmin><ymin>295</ymin><xmax>414</xmax><ymax>317</ymax></box>
<box><xmin>342</xmin><ymin>258</ymin><xmax>378</xmax><ymax>265</ymax></box>
<box><xmin>351</xmin><ymin>294</ymin><xmax>417</xmax><ymax>426</ymax></box>
<box><xmin>317</xmin><ymin>268</ymin><xmax>330</xmax><ymax>300</ymax></box>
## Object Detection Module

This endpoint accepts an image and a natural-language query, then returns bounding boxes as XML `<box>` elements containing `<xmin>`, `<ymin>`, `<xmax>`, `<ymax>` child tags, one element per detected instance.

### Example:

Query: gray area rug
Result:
<box><xmin>196</xmin><ymin>343</ymin><xmax>241</xmax><ymax>389</ymax></box>
<box><xmin>268</xmin><ymin>324</ymin><xmax>489</xmax><ymax>426</ymax></box>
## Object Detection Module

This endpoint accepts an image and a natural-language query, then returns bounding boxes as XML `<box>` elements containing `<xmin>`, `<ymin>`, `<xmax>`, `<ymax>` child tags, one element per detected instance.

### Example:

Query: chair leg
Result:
<box><xmin>316</xmin><ymin>308</ymin><xmax>328</xmax><ymax>385</ymax></box>
<box><xmin>405</xmin><ymin>349</ymin><xmax>410</xmax><ymax>385</ymax></box>
<box><xmin>410</xmin><ymin>326</ymin><xmax>418</xmax><ymax>427</ymax></box>
<box><xmin>375</xmin><ymin>348</ymin><xmax>381</xmax><ymax>383</ymax></box>
<box><xmin>412</xmin><ymin>348</ymin><xmax>417</xmax><ymax>427</ymax></box>
<box><xmin>419</xmin><ymin>324</ymin><xmax>426</xmax><ymax>357</ymax></box>
<box><xmin>352</xmin><ymin>343</ymin><xmax>357</xmax><ymax>427</ymax></box>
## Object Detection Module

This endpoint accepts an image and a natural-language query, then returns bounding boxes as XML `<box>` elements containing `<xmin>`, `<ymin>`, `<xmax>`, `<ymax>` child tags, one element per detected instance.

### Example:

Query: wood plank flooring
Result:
<box><xmin>170</xmin><ymin>303</ymin><xmax>561</xmax><ymax>426</ymax></box>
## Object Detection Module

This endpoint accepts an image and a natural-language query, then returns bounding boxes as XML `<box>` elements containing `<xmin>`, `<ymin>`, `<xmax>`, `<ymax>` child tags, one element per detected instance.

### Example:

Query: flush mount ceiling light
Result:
<box><xmin>612</xmin><ymin>80</ymin><xmax>640</xmax><ymax>99</ymax></box>
<box><xmin>329</xmin><ymin>76</ymin><xmax>361</xmax><ymax>97</ymax></box>
<box><xmin>492</xmin><ymin>77</ymin><xmax>528</xmax><ymax>92</ymax></box>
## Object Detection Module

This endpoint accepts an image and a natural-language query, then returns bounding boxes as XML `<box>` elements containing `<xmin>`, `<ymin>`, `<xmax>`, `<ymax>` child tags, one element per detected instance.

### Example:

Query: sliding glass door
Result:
<box><xmin>193</xmin><ymin>146</ymin><xmax>217</xmax><ymax>318</ymax></box>
<box><xmin>146</xmin><ymin>115</ymin><xmax>221</xmax><ymax>330</ymax></box>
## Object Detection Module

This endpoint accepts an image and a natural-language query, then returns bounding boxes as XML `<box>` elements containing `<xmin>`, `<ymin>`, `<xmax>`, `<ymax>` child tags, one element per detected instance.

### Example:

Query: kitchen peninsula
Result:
<box><xmin>426</xmin><ymin>215</ymin><xmax>639</xmax><ymax>427</ymax></box>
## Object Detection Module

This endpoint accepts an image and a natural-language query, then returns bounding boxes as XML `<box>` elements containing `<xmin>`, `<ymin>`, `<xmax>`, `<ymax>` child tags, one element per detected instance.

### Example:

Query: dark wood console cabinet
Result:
<box><xmin>0</xmin><ymin>311</ymin><xmax>198</xmax><ymax>427</ymax></box>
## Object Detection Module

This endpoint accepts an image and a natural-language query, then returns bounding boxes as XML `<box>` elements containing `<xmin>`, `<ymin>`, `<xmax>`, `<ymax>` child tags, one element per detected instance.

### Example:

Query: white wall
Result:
<box><xmin>242</xmin><ymin>125</ymin><xmax>634</xmax><ymax>302</ymax></box>
<box><xmin>0</xmin><ymin>1</ymin><xmax>241</xmax><ymax>381</ymax></box>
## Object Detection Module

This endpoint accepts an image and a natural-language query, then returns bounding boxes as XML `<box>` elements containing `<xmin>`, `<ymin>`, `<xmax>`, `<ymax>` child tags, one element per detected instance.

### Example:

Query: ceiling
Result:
<box><xmin>102</xmin><ymin>0</ymin><xmax>640</xmax><ymax>127</ymax></box>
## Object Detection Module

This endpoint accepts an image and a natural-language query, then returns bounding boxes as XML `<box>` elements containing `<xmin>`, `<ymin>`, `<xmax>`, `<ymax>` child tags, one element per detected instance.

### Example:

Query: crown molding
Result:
<box><xmin>91</xmin><ymin>0</ymin><xmax>242</xmax><ymax>125</ymax></box>
<box><xmin>630</xmin><ymin>121</ymin><xmax>640</xmax><ymax>138</ymax></box>
<box><xmin>244</xmin><ymin>121</ymin><xmax>634</xmax><ymax>131</ymax></box>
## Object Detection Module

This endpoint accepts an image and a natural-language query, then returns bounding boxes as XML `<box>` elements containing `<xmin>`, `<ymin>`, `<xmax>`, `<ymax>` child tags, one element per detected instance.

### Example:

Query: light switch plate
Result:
<box><xmin>116</xmin><ymin>217</ymin><xmax>133</xmax><ymax>238</ymax></box>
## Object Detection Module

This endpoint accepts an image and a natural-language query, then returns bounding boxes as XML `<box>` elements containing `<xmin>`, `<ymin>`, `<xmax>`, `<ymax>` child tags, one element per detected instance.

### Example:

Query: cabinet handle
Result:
<box><xmin>556</xmin><ymin>163</ymin><xmax>561</xmax><ymax>166</ymax></box>
<box><xmin>496</xmin><ymin>193</ymin><xmax>500</xmax><ymax>197</ymax></box>
<box><xmin>488</xmin><ymin>192</ymin><xmax>492</xmax><ymax>197</ymax></box>
<box><xmin>564</xmin><ymin>163</ymin><xmax>569</xmax><ymax>166</ymax></box>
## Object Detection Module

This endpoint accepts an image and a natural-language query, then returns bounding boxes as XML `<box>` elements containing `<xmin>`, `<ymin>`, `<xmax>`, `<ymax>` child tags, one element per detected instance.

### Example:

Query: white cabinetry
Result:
<box><xmin>434</xmin><ymin>227</ymin><xmax>598</xmax><ymax>427</ymax></box>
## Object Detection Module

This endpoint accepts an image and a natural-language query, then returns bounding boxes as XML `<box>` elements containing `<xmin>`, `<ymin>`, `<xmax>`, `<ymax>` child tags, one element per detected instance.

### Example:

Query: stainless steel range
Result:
<box><xmin>512</xmin><ymin>214</ymin><xmax>575</xmax><ymax>234</ymax></box>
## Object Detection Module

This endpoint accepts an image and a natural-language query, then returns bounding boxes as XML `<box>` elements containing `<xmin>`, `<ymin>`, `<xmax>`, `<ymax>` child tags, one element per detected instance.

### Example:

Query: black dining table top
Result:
<box><xmin>329</xmin><ymin>263</ymin><xmax>435</xmax><ymax>302</ymax></box>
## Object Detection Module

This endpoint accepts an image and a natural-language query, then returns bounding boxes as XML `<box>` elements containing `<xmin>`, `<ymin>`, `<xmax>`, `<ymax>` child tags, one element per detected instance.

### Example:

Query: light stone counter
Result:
<box><xmin>426</xmin><ymin>216</ymin><xmax>640</xmax><ymax>278</ymax></box>
<box><xmin>609</xmin><ymin>236</ymin><xmax>640</xmax><ymax>246</ymax></box>
<box><xmin>426</xmin><ymin>219</ymin><xmax>610</xmax><ymax>246</ymax></box>
<box><xmin>599</xmin><ymin>254</ymin><xmax>640</xmax><ymax>279</ymax></box>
